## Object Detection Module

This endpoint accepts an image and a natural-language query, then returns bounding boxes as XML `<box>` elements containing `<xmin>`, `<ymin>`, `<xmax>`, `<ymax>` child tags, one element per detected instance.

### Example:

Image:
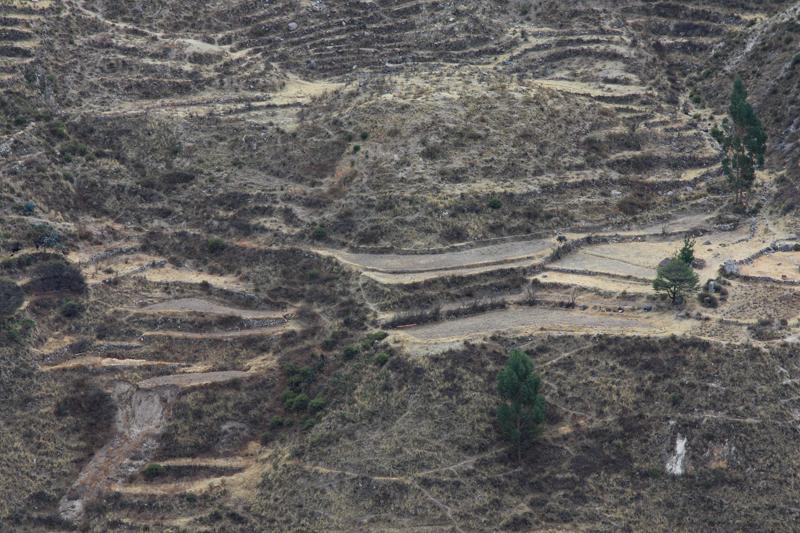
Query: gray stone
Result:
<box><xmin>288</xmin><ymin>22</ymin><xmax>298</xmax><ymax>31</ymax></box>
<box><xmin>723</xmin><ymin>260</ymin><xmax>739</xmax><ymax>276</ymax></box>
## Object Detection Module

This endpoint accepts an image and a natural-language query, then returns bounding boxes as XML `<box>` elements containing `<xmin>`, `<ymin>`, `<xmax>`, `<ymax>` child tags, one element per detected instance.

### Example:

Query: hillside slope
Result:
<box><xmin>2</xmin><ymin>1</ymin><xmax>800</xmax><ymax>531</ymax></box>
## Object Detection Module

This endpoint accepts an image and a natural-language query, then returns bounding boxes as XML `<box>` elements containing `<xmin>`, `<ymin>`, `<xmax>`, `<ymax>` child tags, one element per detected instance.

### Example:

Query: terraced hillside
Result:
<box><xmin>3</xmin><ymin>0</ymin><xmax>800</xmax><ymax>531</ymax></box>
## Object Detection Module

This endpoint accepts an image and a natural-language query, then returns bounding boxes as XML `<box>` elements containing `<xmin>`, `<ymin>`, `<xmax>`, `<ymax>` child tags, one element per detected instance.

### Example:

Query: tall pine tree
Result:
<box><xmin>496</xmin><ymin>349</ymin><xmax>545</xmax><ymax>460</ymax></box>
<box><xmin>711</xmin><ymin>78</ymin><xmax>767</xmax><ymax>205</ymax></box>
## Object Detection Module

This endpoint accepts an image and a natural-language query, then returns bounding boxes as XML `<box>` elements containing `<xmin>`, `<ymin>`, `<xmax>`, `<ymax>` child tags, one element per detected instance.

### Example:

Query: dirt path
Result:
<box><xmin>135</xmin><ymin>298</ymin><xmax>287</xmax><ymax>319</ymax></box>
<box><xmin>398</xmin><ymin>306</ymin><xmax>689</xmax><ymax>342</ymax></box>
<box><xmin>138</xmin><ymin>370</ymin><xmax>249</xmax><ymax>389</ymax></box>
<box><xmin>141</xmin><ymin>323</ymin><xmax>287</xmax><ymax>340</ymax></box>
<box><xmin>316</xmin><ymin>238</ymin><xmax>553</xmax><ymax>274</ymax></box>
<box><xmin>315</xmin><ymin>212</ymin><xmax>716</xmax><ymax>280</ymax></box>
<box><xmin>42</xmin><ymin>356</ymin><xmax>180</xmax><ymax>371</ymax></box>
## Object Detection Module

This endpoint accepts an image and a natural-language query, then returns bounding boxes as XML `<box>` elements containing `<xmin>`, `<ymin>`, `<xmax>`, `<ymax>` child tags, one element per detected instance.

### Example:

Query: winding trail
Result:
<box><xmin>398</xmin><ymin>306</ymin><xmax>688</xmax><ymax>342</ymax></box>
<box><xmin>134</xmin><ymin>298</ymin><xmax>288</xmax><ymax>319</ymax></box>
<box><xmin>141</xmin><ymin>324</ymin><xmax>286</xmax><ymax>340</ymax></box>
<box><xmin>315</xmin><ymin>238</ymin><xmax>553</xmax><ymax>274</ymax></box>
<box><xmin>42</xmin><ymin>356</ymin><xmax>179</xmax><ymax>372</ymax></box>
<box><xmin>138</xmin><ymin>370</ymin><xmax>249</xmax><ymax>389</ymax></box>
<box><xmin>315</xmin><ymin>213</ymin><xmax>716</xmax><ymax>282</ymax></box>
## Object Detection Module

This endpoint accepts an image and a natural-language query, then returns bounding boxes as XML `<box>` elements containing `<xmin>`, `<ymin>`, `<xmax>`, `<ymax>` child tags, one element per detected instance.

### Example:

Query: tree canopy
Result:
<box><xmin>677</xmin><ymin>235</ymin><xmax>695</xmax><ymax>266</ymax></box>
<box><xmin>711</xmin><ymin>78</ymin><xmax>767</xmax><ymax>205</ymax></box>
<box><xmin>653</xmin><ymin>257</ymin><xmax>699</xmax><ymax>304</ymax></box>
<box><xmin>496</xmin><ymin>349</ymin><xmax>545</xmax><ymax>459</ymax></box>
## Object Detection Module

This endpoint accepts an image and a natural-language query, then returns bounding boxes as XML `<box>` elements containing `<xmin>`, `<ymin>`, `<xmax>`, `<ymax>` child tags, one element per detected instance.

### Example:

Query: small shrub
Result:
<box><xmin>207</xmin><ymin>237</ymin><xmax>226</xmax><ymax>254</ymax></box>
<box><xmin>269</xmin><ymin>416</ymin><xmax>289</xmax><ymax>429</ymax></box>
<box><xmin>259</xmin><ymin>431</ymin><xmax>272</xmax><ymax>445</ymax></box>
<box><xmin>698</xmin><ymin>293</ymin><xmax>719</xmax><ymax>308</ymax></box>
<box><xmin>282</xmin><ymin>391</ymin><xmax>309</xmax><ymax>411</ymax></box>
<box><xmin>311</xmin><ymin>226</ymin><xmax>327</xmax><ymax>240</ymax></box>
<box><xmin>301</xmin><ymin>416</ymin><xmax>317</xmax><ymax>430</ymax></box>
<box><xmin>143</xmin><ymin>463</ymin><xmax>164</xmax><ymax>480</ymax></box>
<box><xmin>60</xmin><ymin>141</ymin><xmax>89</xmax><ymax>158</ymax></box>
<box><xmin>360</xmin><ymin>132</ymin><xmax>369</xmax><ymax>140</ymax></box>
<box><xmin>60</xmin><ymin>299</ymin><xmax>85</xmax><ymax>318</ymax></box>
<box><xmin>284</xmin><ymin>365</ymin><xmax>316</xmax><ymax>390</ymax></box>
<box><xmin>617</xmin><ymin>193</ymin><xmax>651</xmax><ymax>216</ymax></box>
<box><xmin>366</xmin><ymin>330</ymin><xmax>388</xmax><ymax>342</ymax></box>
<box><xmin>374</xmin><ymin>351</ymin><xmax>390</xmax><ymax>366</ymax></box>
<box><xmin>2</xmin><ymin>317</ymin><xmax>35</xmax><ymax>343</ymax></box>
<box><xmin>21</xmin><ymin>201</ymin><xmax>36</xmax><ymax>215</ymax></box>
<box><xmin>309</xmin><ymin>396</ymin><xmax>327</xmax><ymax>412</ymax></box>
<box><xmin>487</xmin><ymin>197</ymin><xmax>502</xmax><ymax>210</ymax></box>
<box><xmin>342</xmin><ymin>344</ymin><xmax>360</xmax><ymax>360</ymax></box>
<box><xmin>48</xmin><ymin>121</ymin><xmax>67</xmax><ymax>138</ymax></box>
<box><xmin>352</xmin><ymin>144</ymin><xmax>361</xmax><ymax>154</ymax></box>
<box><xmin>28</xmin><ymin>224</ymin><xmax>62</xmax><ymax>249</ymax></box>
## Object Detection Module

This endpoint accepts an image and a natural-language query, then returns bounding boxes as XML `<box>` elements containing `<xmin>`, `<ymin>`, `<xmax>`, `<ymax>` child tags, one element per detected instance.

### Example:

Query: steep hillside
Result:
<box><xmin>2</xmin><ymin>1</ymin><xmax>800</xmax><ymax>531</ymax></box>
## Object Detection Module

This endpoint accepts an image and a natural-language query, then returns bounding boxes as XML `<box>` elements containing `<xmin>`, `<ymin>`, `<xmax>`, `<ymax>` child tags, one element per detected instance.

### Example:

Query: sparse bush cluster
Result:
<box><xmin>340</xmin><ymin>331</ymin><xmax>391</xmax><ymax>366</ymax></box>
<box><xmin>27</xmin><ymin>224</ymin><xmax>63</xmax><ymax>250</ymax></box>
<box><xmin>281</xmin><ymin>361</ymin><xmax>328</xmax><ymax>427</ymax></box>
<box><xmin>698</xmin><ymin>278</ymin><xmax>729</xmax><ymax>308</ymax></box>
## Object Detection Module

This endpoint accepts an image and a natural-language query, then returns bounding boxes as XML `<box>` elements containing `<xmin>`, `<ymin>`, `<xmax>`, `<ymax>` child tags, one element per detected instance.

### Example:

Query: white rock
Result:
<box><xmin>666</xmin><ymin>435</ymin><xmax>687</xmax><ymax>476</ymax></box>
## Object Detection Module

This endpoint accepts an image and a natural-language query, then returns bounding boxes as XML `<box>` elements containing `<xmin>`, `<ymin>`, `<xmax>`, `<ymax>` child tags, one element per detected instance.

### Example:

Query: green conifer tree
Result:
<box><xmin>496</xmin><ymin>350</ymin><xmax>545</xmax><ymax>460</ymax></box>
<box><xmin>711</xmin><ymin>78</ymin><xmax>767</xmax><ymax>205</ymax></box>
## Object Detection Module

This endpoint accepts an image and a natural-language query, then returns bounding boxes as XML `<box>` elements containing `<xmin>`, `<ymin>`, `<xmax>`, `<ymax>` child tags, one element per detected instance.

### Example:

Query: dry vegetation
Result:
<box><xmin>2</xmin><ymin>0</ymin><xmax>800</xmax><ymax>531</ymax></box>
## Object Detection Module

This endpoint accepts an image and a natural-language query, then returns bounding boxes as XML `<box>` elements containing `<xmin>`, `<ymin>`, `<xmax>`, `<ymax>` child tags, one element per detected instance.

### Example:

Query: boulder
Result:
<box><xmin>723</xmin><ymin>260</ymin><xmax>739</xmax><ymax>276</ymax></box>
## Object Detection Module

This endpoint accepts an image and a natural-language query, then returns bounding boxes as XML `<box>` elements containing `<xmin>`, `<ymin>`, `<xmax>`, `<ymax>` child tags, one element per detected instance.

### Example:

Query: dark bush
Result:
<box><xmin>698</xmin><ymin>293</ymin><xmax>718</xmax><ymax>308</ymax></box>
<box><xmin>28</xmin><ymin>261</ymin><xmax>87</xmax><ymax>294</ymax></box>
<box><xmin>0</xmin><ymin>279</ymin><xmax>24</xmax><ymax>316</ymax></box>
<box><xmin>1</xmin><ymin>317</ymin><xmax>35</xmax><ymax>343</ymax></box>
<box><xmin>309</xmin><ymin>396</ymin><xmax>326</xmax><ymax>412</ymax></box>
<box><xmin>342</xmin><ymin>344</ymin><xmax>360</xmax><ymax>360</ymax></box>
<box><xmin>269</xmin><ymin>416</ymin><xmax>290</xmax><ymax>429</ymax></box>
<box><xmin>207</xmin><ymin>237</ymin><xmax>226</xmax><ymax>254</ymax></box>
<box><xmin>311</xmin><ymin>226</ymin><xmax>327</xmax><ymax>240</ymax></box>
<box><xmin>28</xmin><ymin>224</ymin><xmax>62</xmax><ymax>249</ymax></box>
<box><xmin>282</xmin><ymin>391</ymin><xmax>309</xmax><ymax>411</ymax></box>
<box><xmin>60</xmin><ymin>299</ymin><xmax>85</xmax><ymax>318</ymax></box>
<box><xmin>142</xmin><ymin>464</ymin><xmax>164</xmax><ymax>480</ymax></box>
<box><xmin>617</xmin><ymin>193</ymin><xmax>651</xmax><ymax>216</ymax></box>
<box><xmin>374</xmin><ymin>351</ymin><xmax>391</xmax><ymax>366</ymax></box>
